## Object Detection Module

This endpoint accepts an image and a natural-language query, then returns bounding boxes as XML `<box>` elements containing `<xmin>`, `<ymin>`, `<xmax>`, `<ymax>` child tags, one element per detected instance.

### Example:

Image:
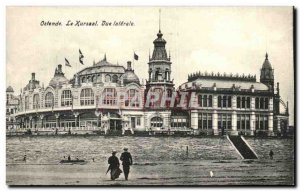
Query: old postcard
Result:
<box><xmin>6</xmin><ymin>7</ymin><xmax>295</xmax><ymax>186</ymax></box>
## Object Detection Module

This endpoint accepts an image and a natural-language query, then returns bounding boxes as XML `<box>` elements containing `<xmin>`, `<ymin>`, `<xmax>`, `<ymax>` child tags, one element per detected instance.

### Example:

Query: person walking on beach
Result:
<box><xmin>269</xmin><ymin>150</ymin><xmax>274</xmax><ymax>160</ymax></box>
<box><xmin>120</xmin><ymin>147</ymin><xmax>133</xmax><ymax>180</ymax></box>
<box><xmin>107</xmin><ymin>150</ymin><xmax>121</xmax><ymax>180</ymax></box>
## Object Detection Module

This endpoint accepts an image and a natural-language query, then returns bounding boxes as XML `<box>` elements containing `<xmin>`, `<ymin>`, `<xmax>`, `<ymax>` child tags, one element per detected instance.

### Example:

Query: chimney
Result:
<box><xmin>31</xmin><ymin>73</ymin><xmax>35</xmax><ymax>81</ymax></box>
<box><xmin>127</xmin><ymin>61</ymin><xmax>132</xmax><ymax>70</ymax></box>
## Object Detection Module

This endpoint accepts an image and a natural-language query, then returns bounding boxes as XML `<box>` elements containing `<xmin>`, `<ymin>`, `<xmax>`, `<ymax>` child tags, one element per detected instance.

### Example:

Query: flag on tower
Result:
<box><xmin>65</xmin><ymin>58</ymin><xmax>71</xmax><ymax>67</ymax></box>
<box><xmin>79</xmin><ymin>49</ymin><xmax>84</xmax><ymax>65</ymax></box>
<box><xmin>134</xmin><ymin>52</ymin><xmax>139</xmax><ymax>61</ymax></box>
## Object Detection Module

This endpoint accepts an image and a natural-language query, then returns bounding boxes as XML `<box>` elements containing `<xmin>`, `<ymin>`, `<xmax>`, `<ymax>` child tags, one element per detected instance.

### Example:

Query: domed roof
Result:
<box><xmin>262</xmin><ymin>53</ymin><xmax>272</xmax><ymax>69</ymax></box>
<box><xmin>122</xmin><ymin>70</ymin><xmax>140</xmax><ymax>85</ymax></box>
<box><xmin>49</xmin><ymin>75</ymin><xmax>69</xmax><ymax>88</ymax></box>
<box><xmin>49</xmin><ymin>64</ymin><xmax>69</xmax><ymax>88</ymax></box>
<box><xmin>94</xmin><ymin>54</ymin><xmax>113</xmax><ymax>66</ymax></box>
<box><xmin>6</xmin><ymin>86</ymin><xmax>14</xmax><ymax>92</ymax></box>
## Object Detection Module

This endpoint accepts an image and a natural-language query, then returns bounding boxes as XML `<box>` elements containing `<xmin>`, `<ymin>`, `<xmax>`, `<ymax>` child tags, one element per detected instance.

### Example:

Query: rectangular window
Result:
<box><xmin>198</xmin><ymin>114</ymin><xmax>202</xmax><ymax>129</ymax></box>
<box><xmin>137</xmin><ymin>117</ymin><xmax>141</xmax><ymax>126</ymax></box>
<box><xmin>222</xmin><ymin>97</ymin><xmax>227</xmax><ymax>108</ymax></box>
<box><xmin>264</xmin><ymin>116</ymin><xmax>268</xmax><ymax>130</ymax></box>
<box><xmin>208</xmin><ymin>96</ymin><xmax>213</xmax><ymax>107</ymax></box>
<box><xmin>246</xmin><ymin>115</ymin><xmax>250</xmax><ymax>130</ymax></box>
<box><xmin>208</xmin><ymin>115</ymin><xmax>212</xmax><ymax>129</ymax></box>
<box><xmin>242</xmin><ymin>98</ymin><xmax>245</xmax><ymax>108</ymax></box>
<box><xmin>237</xmin><ymin>97</ymin><xmax>241</xmax><ymax>108</ymax></box>
<box><xmin>256</xmin><ymin>115</ymin><xmax>259</xmax><ymax>129</ymax></box>
<box><xmin>218</xmin><ymin>114</ymin><xmax>222</xmax><ymax>129</ymax></box>
<box><xmin>228</xmin><ymin>96</ymin><xmax>232</xmax><ymax>108</ymax></box>
<box><xmin>237</xmin><ymin>115</ymin><xmax>241</xmax><ymax>130</ymax></box>
<box><xmin>246</xmin><ymin>97</ymin><xmax>250</xmax><ymax>108</ymax></box>
<box><xmin>218</xmin><ymin>96</ymin><xmax>222</xmax><ymax>108</ymax></box>
<box><xmin>203</xmin><ymin>95</ymin><xmax>207</xmax><ymax>107</ymax></box>
<box><xmin>198</xmin><ymin>95</ymin><xmax>202</xmax><ymax>107</ymax></box>
<box><xmin>255</xmin><ymin>98</ymin><xmax>259</xmax><ymax>109</ymax></box>
<box><xmin>265</xmin><ymin>98</ymin><xmax>269</xmax><ymax>109</ymax></box>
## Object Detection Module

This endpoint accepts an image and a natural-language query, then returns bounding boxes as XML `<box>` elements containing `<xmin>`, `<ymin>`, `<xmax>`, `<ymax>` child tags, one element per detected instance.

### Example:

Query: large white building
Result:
<box><xmin>8</xmin><ymin>27</ymin><xmax>289</xmax><ymax>136</ymax></box>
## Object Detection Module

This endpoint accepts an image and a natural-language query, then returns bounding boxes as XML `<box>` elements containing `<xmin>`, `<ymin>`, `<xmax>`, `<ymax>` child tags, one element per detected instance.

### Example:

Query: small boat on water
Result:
<box><xmin>60</xmin><ymin>159</ymin><xmax>86</xmax><ymax>164</ymax></box>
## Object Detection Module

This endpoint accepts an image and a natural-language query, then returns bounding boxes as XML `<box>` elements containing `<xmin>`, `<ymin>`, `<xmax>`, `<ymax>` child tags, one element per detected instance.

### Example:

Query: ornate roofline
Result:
<box><xmin>188</xmin><ymin>71</ymin><xmax>256</xmax><ymax>82</ymax></box>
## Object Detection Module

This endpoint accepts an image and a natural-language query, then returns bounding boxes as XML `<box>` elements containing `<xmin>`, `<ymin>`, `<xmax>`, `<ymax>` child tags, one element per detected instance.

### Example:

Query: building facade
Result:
<box><xmin>9</xmin><ymin>28</ymin><xmax>289</xmax><ymax>136</ymax></box>
<box><xmin>6</xmin><ymin>86</ymin><xmax>19</xmax><ymax>130</ymax></box>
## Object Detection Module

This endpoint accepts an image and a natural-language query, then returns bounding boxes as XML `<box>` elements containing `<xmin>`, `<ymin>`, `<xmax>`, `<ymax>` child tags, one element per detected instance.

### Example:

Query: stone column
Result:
<box><xmin>212</xmin><ymin>95</ymin><xmax>218</xmax><ymax>109</ymax></box>
<box><xmin>269</xmin><ymin>97</ymin><xmax>273</xmax><ymax>111</ymax></box>
<box><xmin>251</xmin><ymin>97</ymin><xmax>255</xmax><ymax>110</ymax></box>
<box><xmin>190</xmin><ymin>110</ymin><xmax>198</xmax><ymax>130</ymax></box>
<box><xmin>231</xmin><ymin>111</ymin><xmax>238</xmax><ymax>135</ymax></box>
<box><xmin>268</xmin><ymin>113</ymin><xmax>274</xmax><ymax>136</ymax></box>
<box><xmin>250</xmin><ymin>112</ymin><xmax>255</xmax><ymax>135</ymax></box>
<box><xmin>212</xmin><ymin>110</ymin><xmax>218</xmax><ymax>135</ymax></box>
<box><xmin>277</xmin><ymin>118</ymin><xmax>281</xmax><ymax>134</ymax></box>
<box><xmin>40</xmin><ymin>114</ymin><xmax>44</xmax><ymax>130</ymax></box>
<box><xmin>73</xmin><ymin>112</ymin><xmax>79</xmax><ymax>130</ymax></box>
<box><xmin>55</xmin><ymin>113</ymin><xmax>60</xmax><ymax>128</ymax></box>
<box><xmin>232</xmin><ymin>95</ymin><xmax>237</xmax><ymax>110</ymax></box>
<box><xmin>29</xmin><ymin>116</ymin><xmax>33</xmax><ymax>129</ymax></box>
<box><xmin>95</xmin><ymin>111</ymin><xmax>101</xmax><ymax>128</ymax></box>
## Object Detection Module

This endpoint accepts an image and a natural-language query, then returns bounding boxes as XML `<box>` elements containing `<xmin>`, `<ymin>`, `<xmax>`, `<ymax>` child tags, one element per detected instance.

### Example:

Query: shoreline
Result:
<box><xmin>6</xmin><ymin>133</ymin><xmax>294</xmax><ymax>139</ymax></box>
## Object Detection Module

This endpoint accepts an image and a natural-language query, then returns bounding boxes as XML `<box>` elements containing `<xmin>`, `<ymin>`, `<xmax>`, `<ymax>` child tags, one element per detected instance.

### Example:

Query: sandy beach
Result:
<box><xmin>6</xmin><ymin>136</ymin><xmax>294</xmax><ymax>186</ymax></box>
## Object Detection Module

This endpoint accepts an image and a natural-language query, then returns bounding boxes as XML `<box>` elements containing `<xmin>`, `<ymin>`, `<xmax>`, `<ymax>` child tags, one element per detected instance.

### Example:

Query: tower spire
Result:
<box><xmin>159</xmin><ymin>9</ymin><xmax>161</xmax><ymax>32</ymax></box>
<box><xmin>103</xmin><ymin>53</ymin><xmax>107</xmax><ymax>61</ymax></box>
<box><xmin>265</xmin><ymin>52</ymin><xmax>268</xmax><ymax>60</ymax></box>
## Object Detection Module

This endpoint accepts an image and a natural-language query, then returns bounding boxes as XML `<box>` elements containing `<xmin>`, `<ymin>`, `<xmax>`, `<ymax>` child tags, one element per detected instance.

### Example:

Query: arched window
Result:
<box><xmin>97</xmin><ymin>74</ymin><xmax>101</xmax><ymax>82</ymax></box>
<box><xmin>87</xmin><ymin>76</ymin><xmax>90</xmax><ymax>83</ymax></box>
<box><xmin>105</xmin><ymin>74</ymin><xmax>111</xmax><ymax>82</ymax></box>
<box><xmin>25</xmin><ymin>96</ymin><xmax>29</xmax><ymax>110</ymax></box>
<box><xmin>61</xmin><ymin>90</ymin><xmax>72</xmax><ymax>107</ymax></box>
<box><xmin>45</xmin><ymin>92</ymin><xmax>54</xmax><ymax>108</ymax></box>
<box><xmin>81</xmin><ymin>77</ymin><xmax>86</xmax><ymax>83</ymax></box>
<box><xmin>237</xmin><ymin>96</ymin><xmax>241</xmax><ymax>108</ymax></box>
<box><xmin>150</xmin><ymin>116</ymin><xmax>163</xmax><ymax>128</ymax></box>
<box><xmin>33</xmin><ymin>94</ymin><xmax>40</xmax><ymax>109</ymax></box>
<box><xmin>80</xmin><ymin>88</ymin><xmax>94</xmax><ymax>106</ymax></box>
<box><xmin>125</xmin><ymin>89</ymin><xmax>139</xmax><ymax>107</ymax></box>
<box><xmin>112</xmin><ymin>75</ymin><xmax>118</xmax><ymax>83</ymax></box>
<box><xmin>91</xmin><ymin>75</ymin><xmax>96</xmax><ymax>82</ymax></box>
<box><xmin>102</xmin><ymin>88</ymin><xmax>117</xmax><ymax>106</ymax></box>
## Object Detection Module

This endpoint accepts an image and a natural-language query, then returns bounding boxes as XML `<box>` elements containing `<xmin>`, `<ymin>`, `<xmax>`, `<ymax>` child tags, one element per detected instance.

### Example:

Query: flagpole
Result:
<box><xmin>132</xmin><ymin>50</ymin><xmax>134</xmax><ymax>70</ymax></box>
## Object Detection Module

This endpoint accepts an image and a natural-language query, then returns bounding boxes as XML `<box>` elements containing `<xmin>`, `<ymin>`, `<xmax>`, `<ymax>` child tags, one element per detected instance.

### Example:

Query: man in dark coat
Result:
<box><xmin>120</xmin><ymin>147</ymin><xmax>133</xmax><ymax>180</ymax></box>
<box><xmin>108</xmin><ymin>150</ymin><xmax>120</xmax><ymax>180</ymax></box>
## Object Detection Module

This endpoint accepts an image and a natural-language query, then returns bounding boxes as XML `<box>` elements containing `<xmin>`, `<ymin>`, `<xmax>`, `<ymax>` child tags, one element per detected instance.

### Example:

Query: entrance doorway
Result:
<box><xmin>110</xmin><ymin>119</ymin><xmax>122</xmax><ymax>131</ymax></box>
<box><xmin>131</xmin><ymin>117</ymin><xmax>136</xmax><ymax>129</ymax></box>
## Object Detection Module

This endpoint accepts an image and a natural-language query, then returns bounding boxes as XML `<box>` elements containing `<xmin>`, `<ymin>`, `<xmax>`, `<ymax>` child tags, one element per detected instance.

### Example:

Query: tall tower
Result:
<box><xmin>146</xmin><ymin>28</ymin><xmax>174</xmax><ymax>86</ymax></box>
<box><xmin>260</xmin><ymin>53</ymin><xmax>274</xmax><ymax>91</ymax></box>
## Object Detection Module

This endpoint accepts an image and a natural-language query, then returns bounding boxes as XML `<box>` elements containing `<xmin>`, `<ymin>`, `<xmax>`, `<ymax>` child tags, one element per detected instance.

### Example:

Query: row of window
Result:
<box><xmin>23</xmin><ymin>88</ymin><xmax>140</xmax><ymax>110</ymax></box>
<box><xmin>81</xmin><ymin>74</ymin><xmax>119</xmax><ymax>84</ymax></box>
<box><xmin>197</xmin><ymin>113</ymin><xmax>269</xmax><ymax>130</ymax></box>
<box><xmin>197</xmin><ymin>94</ymin><xmax>269</xmax><ymax>109</ymax></box>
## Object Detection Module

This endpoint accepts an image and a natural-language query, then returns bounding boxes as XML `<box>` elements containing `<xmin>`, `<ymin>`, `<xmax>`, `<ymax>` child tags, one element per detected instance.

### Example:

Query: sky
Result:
<box><xmin>6</xmin><ymin>7</ymin><xmax>294</xmax><ymax>125</ymax></box>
